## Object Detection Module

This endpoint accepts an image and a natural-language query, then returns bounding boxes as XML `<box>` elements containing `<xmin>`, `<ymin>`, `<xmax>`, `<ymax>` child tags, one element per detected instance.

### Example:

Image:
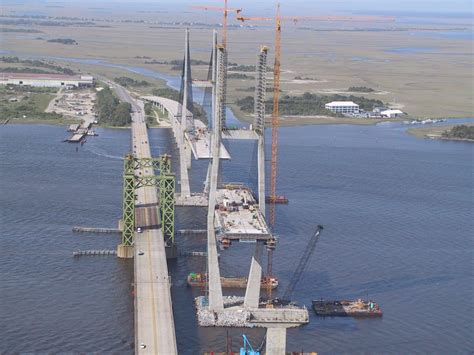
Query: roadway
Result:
<box><xmin>111</xmin><ymin>81</ymin><xmax>178</xmax><ymax>354</ymax></box>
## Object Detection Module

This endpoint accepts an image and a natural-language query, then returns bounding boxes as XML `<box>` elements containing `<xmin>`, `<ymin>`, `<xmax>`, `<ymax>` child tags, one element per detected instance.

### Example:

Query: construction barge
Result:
<box><xmin>187</xmin><ymin>272</ymin><xmax>278</xmax><ymax>290</ymax></box>
<box><xmin>312</xmin><ymin>299</ymin><xmax>382</xmax><ymax>317</ymax></box>
<box><xmin>265</xmin><ymin>195</ymin><xmax>289</xmax><ymax>204</ymax></box>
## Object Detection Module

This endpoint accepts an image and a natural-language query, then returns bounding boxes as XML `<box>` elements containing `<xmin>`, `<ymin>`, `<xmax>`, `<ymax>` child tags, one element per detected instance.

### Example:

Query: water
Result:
<box><xmin>1</xmin><ymin>118</ymin><xmax>473</xmax><ymax>353</ymax></box>
<box><xmin>385</xmin><ymin>47</ymin><xmax>440</xmax><ymax>54</ymax></box>
<box><xmin>411</xmin><ymin>30</ymin><xmax>473</xmax><ymax>41</ymax></box>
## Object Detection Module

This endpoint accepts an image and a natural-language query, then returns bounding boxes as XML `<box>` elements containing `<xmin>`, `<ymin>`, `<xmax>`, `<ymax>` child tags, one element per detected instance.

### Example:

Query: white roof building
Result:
<box><xmin>0</xmin><ymin>73</ymin><xmax>94</xmax><ymax>88</ymax></box>
<box><xmin>325</xmin><ymin>101</ymin><xmax>359</xmax><ymax>114</ymax></box>
<box><xmin>380</xmin><ymin>109</ymin><xmax>404</xmax><ymax>118</ymax></box>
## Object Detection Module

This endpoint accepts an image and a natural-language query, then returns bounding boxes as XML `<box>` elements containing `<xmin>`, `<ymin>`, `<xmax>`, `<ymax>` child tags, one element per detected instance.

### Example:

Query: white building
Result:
<box><xmin>325</xmin><ymin>101</ymin><xmax>359</xmax><ymax>114</ymax></box>
<box><xmin>380</xmin><ymin>109</ymin><xmax>404</xmax><ymax>118</ymax></box>
<box><xmin>0</xmin><ymin>73</ymin><xmax>94</xmax><ymax>88</ymax></box>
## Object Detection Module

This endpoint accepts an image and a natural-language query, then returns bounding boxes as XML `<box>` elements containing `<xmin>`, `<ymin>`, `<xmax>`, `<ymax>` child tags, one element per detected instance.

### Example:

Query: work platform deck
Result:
<box><xmin>175</xmin><ymin>193</ymin><xmax>208</xmax><ymax>207</ymax></box>
<box><xmin>185</xmin><ymin>120</ymin><xmax>231</xmax><ymax>160</ymax></box>
<box><xmin>214</xmin><ymin>187</ymin><xmax>272</xmax><ymax>244</ymax></box>
<box><xmin>222</xmin><ymin>128</ymin><xmax>259</xmax><ymax>140</ymax></box>
<box><xmin>142</xmin><ymin>95</ymin><xmax>230</xmax><ymax>160</ymax></box>
<box><xmin>195</xmin><ymin>296</ymin><xmax>309</xmax><ymax>328</ymax></box>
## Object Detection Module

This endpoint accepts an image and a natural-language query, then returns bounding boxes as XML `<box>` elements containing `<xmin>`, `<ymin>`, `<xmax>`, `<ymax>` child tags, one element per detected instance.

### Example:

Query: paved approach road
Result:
<box><xmin>111</xmin><ymin>80</ymin><xmax>178</xmax><ymax>354</ymax></box>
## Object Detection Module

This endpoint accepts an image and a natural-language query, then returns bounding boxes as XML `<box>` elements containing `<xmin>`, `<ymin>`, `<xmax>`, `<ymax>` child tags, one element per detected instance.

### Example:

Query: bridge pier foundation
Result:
<box><xmin>165</xmin><ymin>244</ymin><xmax>178</xmax><ymax>259</ymax></box>
<box><xmin>117</xmin><ymin>244</ymin><xmax>134</xmax><ymax>258</ymax></box>
<box><xmin>266</xmin><ymin>327</ymin><xmax>287</xmax><ymax>355</ymax></box>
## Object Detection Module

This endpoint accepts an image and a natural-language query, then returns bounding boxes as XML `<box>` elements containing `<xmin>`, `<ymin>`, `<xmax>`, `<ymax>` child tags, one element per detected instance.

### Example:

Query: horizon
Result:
<box><xmin>4</xmin><ymin>0</ymin><xmax>473</xmax><ymax>17</ymax></box>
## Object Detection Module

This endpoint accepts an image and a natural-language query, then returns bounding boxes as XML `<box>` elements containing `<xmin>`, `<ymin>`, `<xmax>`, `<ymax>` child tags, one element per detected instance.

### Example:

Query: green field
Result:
<box><xmin>0</xmin><ymin>86</ymin><xmax>62</xmax><ymax>121</ymax></box>
<box><xmin>1</xmin><ymin>3</ymin><xmax>472</xmax><ymax>125</ymax></box>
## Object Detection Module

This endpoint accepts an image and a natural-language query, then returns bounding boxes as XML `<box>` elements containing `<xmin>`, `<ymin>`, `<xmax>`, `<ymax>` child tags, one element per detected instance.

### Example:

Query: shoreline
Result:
<box><xmin>407</xmin><ymin>123</ymin><xmax>474</xmax><ymax>142</ymax></box>
<box><xmin>3</xmin><ymin>118</ymin><xmax>172</xmax><ymax>130</ymax></box>
<box><xmin>1</xmin><ymin>54</ymin><xmax>470</xmax><ymax>128</ymax></box>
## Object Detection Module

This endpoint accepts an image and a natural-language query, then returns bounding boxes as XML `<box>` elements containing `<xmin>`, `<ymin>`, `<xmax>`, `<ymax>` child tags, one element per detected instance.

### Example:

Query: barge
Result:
<box><xmin>312</xmin><ymin>299</ymin><xmax>382</xmax><ymax>317</ymax></box>
<box><xmin>187</xmin><ymin>272</ymin><xmax>278</xmax><ymax>290</ymax></box>
<box><xmin>265</xmin><ymin>195</ymin><xmax>289</xmax><ymax>204</ymax></box>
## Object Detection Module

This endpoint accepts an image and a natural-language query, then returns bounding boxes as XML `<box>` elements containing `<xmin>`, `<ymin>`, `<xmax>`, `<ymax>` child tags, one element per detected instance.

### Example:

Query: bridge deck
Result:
<box><xmin>122</xmin><ymin>90</ymin><xmax>177</xmax><ymax>354</ymax></box>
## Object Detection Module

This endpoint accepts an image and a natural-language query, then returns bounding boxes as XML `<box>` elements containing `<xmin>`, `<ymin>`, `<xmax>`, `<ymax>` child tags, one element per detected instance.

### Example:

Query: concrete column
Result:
<box><xmin>186</xmin><ymin>140</ymin><xmax>192</xmax><ymax>170</ymax></box>
<box><xmin>257</xmin><ymin>135</ymin><xmax>265</xmax><ymax>216</ymax></box>
<box><xmin>203</xmin><ymin>31</ymin><xmax>218</xmax><ymax>195</ymax></box>
<box><xmin>244</xmin><ymin>242</ymin><xmax>263</xmax><ymax>309</ymax></box>
<box><xmin>206</xmin><ymin>40</ymin><xmax>225</xmax><ymax>311</ymax></box>
<box><xmin>203</xmin><ymin>161</ymin><xmax>211</xmax><ymax>193</ymax></box>
<box><xmin>180</xmin><ymin>144</ymin><xmax>191</xmax><ymax>197</ymax></box>
<box><xmin>178</xmin><ymin>28</ymin><xmax>192</xmax><ymax>197</ymax></box>
<box><xmin>181</xmin><ymin>28</ymin><xmax>189</xmax><ymax>133</ymax></box>
<box><xmin>207</xmin><ymin>132</ymin><xmax>223</xmax><ymax>310</ymax></box>
<box><xmin>266</xmin><ymin>327</ymin><xmax>287</xmax><ymax>355</ymax></box>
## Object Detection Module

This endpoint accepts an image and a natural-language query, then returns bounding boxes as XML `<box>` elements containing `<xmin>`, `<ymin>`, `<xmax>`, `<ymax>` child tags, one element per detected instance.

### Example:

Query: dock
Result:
<box><xmin>72</xmin><ymin>226</ymin><xmax>121</xmax><ymax>234</ymax></box>
<box><xmin>73</xmin><ymin>249</ymin><xmax>117</xmax><ymax>256</ymax></box>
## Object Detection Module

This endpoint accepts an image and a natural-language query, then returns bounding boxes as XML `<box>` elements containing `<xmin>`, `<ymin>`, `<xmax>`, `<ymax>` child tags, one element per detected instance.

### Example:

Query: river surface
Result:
<box><xmin>1</xmin><ymin>117</ymin><xmax>473</xmax><ymax>354</ymax></box>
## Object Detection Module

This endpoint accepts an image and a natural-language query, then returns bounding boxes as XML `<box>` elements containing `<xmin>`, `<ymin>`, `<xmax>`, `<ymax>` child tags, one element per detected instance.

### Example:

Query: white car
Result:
<box><xmin>137</xmin><ymin>227</ymin><xmax>142</xmax><ymax>233</ymax></box>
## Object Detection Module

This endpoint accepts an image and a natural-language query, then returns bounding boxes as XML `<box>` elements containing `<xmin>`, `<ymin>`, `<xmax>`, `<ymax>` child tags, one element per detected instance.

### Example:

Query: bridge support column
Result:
<box><xmin>118</xmin><ymin>155</ymin><xmax>135</xmax><ymax>259</ymax></box>
<box><xmin>244</xmin><ymin>242</ymin><xmax>263</xmax><ymax>308</ymax></box>
<box><xmin>257</xmin><ymin>135</ymin><xmax>265</xmax><ymax>216</ymax></box>
<box><xmin>254</xmin><ymin>46</ymin><xmax>268</xmax><ymax>216</ymax></box>
<box><xmin>117</xmin><ymin>244</ymin><xmax>134</xmax><ymax>258</ymax></box>
<box><xmin>179</xmin><ymin>144</ymin><xmax>191</xmax><ymax>197</ymax></box>
<box><xmin>207</xmin><ymin>40</ymin><xmax>226</xmax><ymax>311</ymax></box>
<box><xmin>266</xmin><ymin>327</ymin><xmax>287</xmax><ymax>355</ymax></box>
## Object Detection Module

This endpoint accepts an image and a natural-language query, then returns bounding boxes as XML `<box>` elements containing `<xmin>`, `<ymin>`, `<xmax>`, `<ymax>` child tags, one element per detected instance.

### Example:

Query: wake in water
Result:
<box><xmin>84</xmin><ymin>146</ymin><xmax>123</xmax><ymax>160</ymax></box>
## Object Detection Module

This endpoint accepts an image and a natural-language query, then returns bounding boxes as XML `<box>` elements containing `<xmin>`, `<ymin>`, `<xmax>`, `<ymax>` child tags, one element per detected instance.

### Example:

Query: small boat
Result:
<box><xmin>265</xmin><ymin>195</ymin><xmax>289</xmax><ymax>204</ymax></box>
<box><xmin>312</xmin><ymin>299</ymin><xmax>382</xmax><ymax>317</ymax></box>
<box><xmin>87</xmin><ymin>130</ymin><xmax>99</xmax><ymax>136</ymax></box>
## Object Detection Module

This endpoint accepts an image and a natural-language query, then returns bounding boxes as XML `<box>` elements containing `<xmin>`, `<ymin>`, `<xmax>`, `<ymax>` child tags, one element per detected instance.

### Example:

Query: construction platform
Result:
<box><xmin>175</xmin><ymin>193</ymin><xmax>208</xmax><ymax>207</ymax></box>
<box><xmin>185</xmin><ymin>121</ymin><xmax>231</xmax><ymax>160</ymax></box>
<box><xmin>195</xmin><ymin>296</ymin><xmax>309</xmax><ymax>328</ymax></box>
<box><xmin>187</xmin><ymin>272</ymin><xmax>278</xmax><ymax>289</ymax></box>
<box><xmin>214</xmin><ymin>187</ymin><xmax>273</xmax><ymax>247</ymax></box>
<box><xmin>221</xmin><ymin>128</ymin><xmax>259</xmax><ymax>140</ymax></box>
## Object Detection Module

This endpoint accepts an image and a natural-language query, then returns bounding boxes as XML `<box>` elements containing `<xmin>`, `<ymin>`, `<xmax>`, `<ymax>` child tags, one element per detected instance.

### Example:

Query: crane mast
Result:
<box><xmin>236</xmin><ymin>4</ymin><xmax>394</xmax><ymax>302</ymax></box>
<box><xmin>223</xmin><ymin>0</ymin><xmax>228</xmax><ymax>48</ymax></box>
<box><xmin>267</xmin><ymin>2</ymin><xmax>282</xmax><ymax>301</ymax></box>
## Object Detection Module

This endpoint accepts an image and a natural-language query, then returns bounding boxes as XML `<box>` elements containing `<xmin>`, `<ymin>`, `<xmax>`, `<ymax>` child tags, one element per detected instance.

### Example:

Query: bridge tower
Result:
<box><xmin>117</xmin><ymin>155</ymin><xmax>176</xmax><ymax>258</ymax></box>
<box><xmin>244</xmin><ymin>46</ymin><xmax>269</xmax><ymax>308</ymax></box>
<box><xmin>206</xmin><ymin>43</ymin><xmax>227</xmax><ymax>311</ymax></box>
<box><xmin>178</xmin><ymin>29</ymin><xmax>193</xmax><ymax>197</ymax></box>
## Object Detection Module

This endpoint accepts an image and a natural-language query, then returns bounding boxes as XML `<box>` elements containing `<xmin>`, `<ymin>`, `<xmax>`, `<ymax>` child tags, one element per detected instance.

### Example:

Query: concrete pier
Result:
<box><xmin>244</xmin><ymin>243</ymin><xmax>263</xmax><ymax>309</ymax></box>
<box><xmin>266</xmin><ymin>328</ymin><xmax>287</xmax><ymax>355</ymax></box>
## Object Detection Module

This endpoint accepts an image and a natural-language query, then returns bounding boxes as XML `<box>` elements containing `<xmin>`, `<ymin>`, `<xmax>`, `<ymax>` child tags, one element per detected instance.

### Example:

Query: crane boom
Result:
<box><xmin>192</xmin><ymin>2</ymin><xmax>242</xmax><ymax>48</ymax></box>
<box><xmin>281</xmin><ymin>225</ymin><xmax>324</xmax><ymax>301</ymax></box>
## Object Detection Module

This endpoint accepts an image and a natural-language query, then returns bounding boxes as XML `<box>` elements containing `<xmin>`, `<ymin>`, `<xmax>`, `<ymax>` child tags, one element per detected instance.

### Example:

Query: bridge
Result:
<box><xmin>106</xmin><ymin>29</ymin><xmax>305</xmax><ymax>354</ymax></box>
<box><xmin>111</xmin><ymin>83</ymin><xmax>178</xmax><ymax>354</ymax></box>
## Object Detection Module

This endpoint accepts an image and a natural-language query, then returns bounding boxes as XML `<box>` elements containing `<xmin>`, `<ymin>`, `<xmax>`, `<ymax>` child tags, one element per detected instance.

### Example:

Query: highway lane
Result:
<box><xmin>111</xmin><ymin>81</ymin><xmax>177</xmax><ymax>354</ymax></box>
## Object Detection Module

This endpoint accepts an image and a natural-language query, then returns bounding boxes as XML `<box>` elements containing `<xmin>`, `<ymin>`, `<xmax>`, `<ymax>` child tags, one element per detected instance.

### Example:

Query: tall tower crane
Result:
<box><xmin>237</xmin><ymin>4</ymin><xmax>394</xmax><ymax>301</ymax></box>
<box><xmin>192</xmin><ymin>2</ymin><xmax>242</xmax><ymax>48</ymax></box>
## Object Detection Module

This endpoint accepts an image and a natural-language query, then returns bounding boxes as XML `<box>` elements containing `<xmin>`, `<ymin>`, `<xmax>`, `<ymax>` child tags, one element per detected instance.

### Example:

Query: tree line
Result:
<box><xmin>96</xmin><ymin>86</ymin><xmax>131</xmax><ymax>126</ymax></box>
<box><xmin>236</xmin><ymin>92</ymin><xmax>384</xmax><ymax>116</ymax></box>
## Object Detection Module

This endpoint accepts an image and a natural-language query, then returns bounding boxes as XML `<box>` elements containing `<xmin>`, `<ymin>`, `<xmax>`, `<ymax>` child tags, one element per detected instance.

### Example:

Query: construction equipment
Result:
<box><xmin>236</xmin><ymin>3</ymin><xmax>282</xmax><ymax>302</ymax></box>
<box><xmin>240</xmin><ymin>334</ymin><xmax>260</xmax><ymax>355</ymax></box>
<box><xmin>237</xmin><ymin>4</ymin><xmax>395</xmax><ymax>301</ymax></box>
<box><xmin>192</xmin><ymin>2</ymin><xmax>242</xmax><ymax>48</ymax></box>
<box><xmin>281</xmin><ymin>225</ymin><xmax>324</xmax><ymax>301</ymax></box>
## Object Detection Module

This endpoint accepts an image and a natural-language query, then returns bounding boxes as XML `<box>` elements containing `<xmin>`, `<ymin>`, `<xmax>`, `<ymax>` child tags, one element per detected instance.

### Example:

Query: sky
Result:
<box><xmin>67</xmin><ymin>0</ymin><xmax>472</xmax><ymax>17</ymax></box>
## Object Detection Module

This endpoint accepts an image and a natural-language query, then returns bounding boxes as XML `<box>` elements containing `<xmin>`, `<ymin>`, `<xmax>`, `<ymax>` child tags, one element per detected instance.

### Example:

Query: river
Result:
<box><xmin>0</xmin><ymin>54</ymin><xmax>473</xmax><ymax>353</ymax></box>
